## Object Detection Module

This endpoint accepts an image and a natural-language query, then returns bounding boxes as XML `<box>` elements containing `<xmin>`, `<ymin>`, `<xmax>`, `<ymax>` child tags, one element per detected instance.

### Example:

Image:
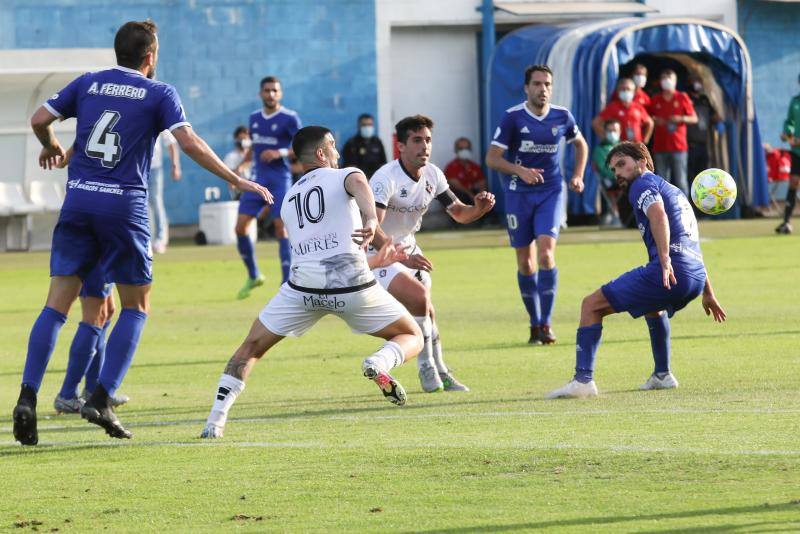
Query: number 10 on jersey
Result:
<box><xmin>288</xmin><ymin>186</ymin><xmax>325</xmax><ymax>228</ymax></box>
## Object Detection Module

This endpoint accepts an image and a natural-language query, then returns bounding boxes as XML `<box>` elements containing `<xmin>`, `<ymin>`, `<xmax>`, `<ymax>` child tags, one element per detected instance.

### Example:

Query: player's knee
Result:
<box><xmin>537</xmin><ymin>250</ymin><xmax>555</xmax><ymax>269</ymax></box>
<box><xmin>517</xmin><ymin>257</ymin><xmax>535</xmax><ymax>275</ymax></box>
<box><xmin>407</xmin><ymin>287</ymin><xmax>430</xmax><ymax>317</ymax></box>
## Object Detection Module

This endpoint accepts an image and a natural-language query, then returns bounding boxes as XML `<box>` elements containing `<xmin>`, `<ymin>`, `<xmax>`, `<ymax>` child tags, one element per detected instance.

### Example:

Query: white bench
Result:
<box><xmin>0</xmin><ymin>182</ymin><xmax>44</xmax><ymax>251</ymax></box>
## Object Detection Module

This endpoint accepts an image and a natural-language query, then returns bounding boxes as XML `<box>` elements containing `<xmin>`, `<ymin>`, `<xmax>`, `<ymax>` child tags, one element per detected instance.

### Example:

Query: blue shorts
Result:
<box><xmin>50</xmin><ymin>209</ymin><xmax>153</xmax><ymax>286</ymax></box>
<box><xmin>602</xmin><ymin>262</ymin><xmax>706</xmax><ymax>318</ymax></box>
<box><xmin>238</xmin><ymin>175</ymin><xmax>290</xmax><ymax>219</ymax></box>
<box><xmin>79</xmin><ymin>263</ymin><xmax>113</xmax><ymax>299</ymax></box>
<box><xmin>504</xmin><ymin>187</ymin><xmax>563</xmax><ymax>248</ymax></box>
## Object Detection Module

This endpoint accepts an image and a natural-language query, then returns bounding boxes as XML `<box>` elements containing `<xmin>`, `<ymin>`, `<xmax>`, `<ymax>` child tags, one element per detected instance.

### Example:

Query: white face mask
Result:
<box><xmin>239</xmin><ymin>138</ymin><xmax>252</xmax><ymax>149</ymax></box>
<box><xmin>633</xmin><ymin>74</ymin><xmax>647</xmax><ymax>88</ymax></box>
<box><xmin>692</xmin><ymin>82</ymin><xmax>703</xmax><ymax>93</ymax></box>
<box><xmin>605</xmin><ymin>131</ymin><xmax>620</xmax><ymax>144</ymax></box>
<box><xmin>618</xmin><ymin>90</ymin><xmax>634</xmax><ymax>103</ymax></box>
<box><xmin>457</xmin><ymin>148</ymin><xmax>472</xmax><ymax>160</ymax></box>
<box><xmin>661</xmin><ymin>78</ymin><xmax>676</xmax><ymax>91</ymax></box>
<box><xmin>360</xmin><ymin>125</ymin><xmax>375</xmax><ymax>138</ymax></box>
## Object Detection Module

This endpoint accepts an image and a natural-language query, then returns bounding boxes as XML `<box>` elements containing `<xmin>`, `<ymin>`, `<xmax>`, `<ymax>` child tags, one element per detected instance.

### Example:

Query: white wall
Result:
<box><xmin>644</xmin><ymin>0</ymin><xmax>737</xmax><ymax>28</ymax></box>
<box><xmin>389</xmin><ymin>26</ymin><xmax>481</xmax><ymax>168</ymax></box>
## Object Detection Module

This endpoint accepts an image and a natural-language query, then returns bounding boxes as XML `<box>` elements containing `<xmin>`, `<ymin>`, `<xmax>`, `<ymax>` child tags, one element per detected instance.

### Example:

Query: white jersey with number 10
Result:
<box><xmin>280</xmin><ymin>166</ymin><xmax>374</xmax><ymax>291</ymax></box>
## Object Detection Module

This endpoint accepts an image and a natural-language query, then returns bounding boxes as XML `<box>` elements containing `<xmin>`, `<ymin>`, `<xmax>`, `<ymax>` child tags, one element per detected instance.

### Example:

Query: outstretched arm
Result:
<box><xmin>172</xmin><ymin>126</ymin><xmax>272</xmax><ymax>203</ymax></box>
<box><xmin>444</xmin><ymin>190</ymin><xmax>496</xmax><ymax>224</ymax></box>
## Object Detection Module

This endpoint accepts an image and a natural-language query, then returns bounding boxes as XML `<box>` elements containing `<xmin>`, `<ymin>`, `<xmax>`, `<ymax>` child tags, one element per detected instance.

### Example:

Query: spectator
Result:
<box><xmin>611</xmin><ymin>63</ymin><xmax>651</xmax><ymax>109</ymax></box>
<box><xmin>150</xmin><ymin>130</ymin><xmax>181</xmax><ymax>254</ymax></box>
<box><xmin>649</xmin><ymin>69</ymin><xmax>698</xmax><ymax>196</ymax></box>
<box><xmin>593</xmin><ymin>77</ymin><xmax>653</xmax><ymax>143</ymax></box>
<box><xmin>686</xmin><ymin>76</ymin><xmax>719</xmax><ymax>181</ymax></box>
<box><xmin>341</xmin><ymin>113</ymin><xmax>387</xmax><ymax>178</ymax></box>
<box><xmin>591</xmin><ymin>119</ymin><xmax>622</xmax><ymax>225</ymax></box>
<box><xmin>223</xmin><ymin>125</ymin><xmax>253</xmax><ymax>200</ymax></box>
<box><xmin>444</xmin><ymin>137</ymin><xmax>487</xmax><ymax>204</ymax></box>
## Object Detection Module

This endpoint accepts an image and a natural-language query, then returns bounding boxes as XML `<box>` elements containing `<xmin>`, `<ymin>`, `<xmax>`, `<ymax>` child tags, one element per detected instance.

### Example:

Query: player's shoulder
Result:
<box><xmin>278</xmin><ymin>106</ymin><xmax>299</xmax><ymax>117</ymax></box>
<box><xmin>371</xmin><ymin>159</ymin><xmax>401</xmax><ymax>180</ymax></box>
<box><xmin>503</xmin><ymin>102</ymin><xmax>527</xmax><ymax>116</ymax></box>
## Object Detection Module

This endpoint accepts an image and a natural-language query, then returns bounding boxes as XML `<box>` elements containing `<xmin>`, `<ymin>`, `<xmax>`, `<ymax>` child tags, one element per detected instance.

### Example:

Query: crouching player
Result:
<box><xmin>200</xmin><ymin>126</ymin><xmax>422</xmax><ymax>438</ymax></box>
<box><xmin>547</xmin><ymin>142</ymin><xmax>726</xmax><ymax>399</ymax></box>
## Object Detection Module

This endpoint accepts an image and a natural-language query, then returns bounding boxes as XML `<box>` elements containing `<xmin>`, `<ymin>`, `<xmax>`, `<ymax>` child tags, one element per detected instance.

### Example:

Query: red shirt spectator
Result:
<box><xmin>444</xmin><ymin>158</ymin><xmax>485</xmax><ymax>192</ymax></box>
<box><xmin>767</xmin><ymin>148</ymin><xmax>791</xmax><ymax>182</ymax></box>
<box><xmin>599</xmin><ymin>100</ymin><xmax>652</xmax><ymax>142</ymax></box>
<box><xmin>650</xmin><ymin>90</ymin><xmax>696</xmax><ymax>153</ymax></box>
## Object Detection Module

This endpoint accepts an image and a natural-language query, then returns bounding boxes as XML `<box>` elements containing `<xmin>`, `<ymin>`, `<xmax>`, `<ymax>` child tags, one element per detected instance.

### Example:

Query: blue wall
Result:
<box><xmin>0</xmin><ymin>0</ymin><xmax>378</xmax><ymax>224</ymax></box>
<box><xmin>739</xmin><ymin>0</ymin><xmax>800</xmax><ymax>150</ymax></box>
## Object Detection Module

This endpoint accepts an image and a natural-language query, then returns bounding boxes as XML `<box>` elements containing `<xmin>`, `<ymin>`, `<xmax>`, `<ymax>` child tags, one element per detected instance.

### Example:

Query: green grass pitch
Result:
<box><xmin>1</xmin><ymin>219</ymin><xmax>798</xmax><ymax>532</ymax></box>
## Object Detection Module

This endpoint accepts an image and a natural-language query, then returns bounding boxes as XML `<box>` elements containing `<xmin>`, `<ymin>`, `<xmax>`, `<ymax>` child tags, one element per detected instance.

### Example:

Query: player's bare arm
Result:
<box><xmin>372</xmin><ymin>205</ymin><xmax>433</xmax><ymax>271</ymax></box>
<box><xmin>645</xmin><ymin>201</ymin><xmax>677</xmax><ymax>290</ymax></box>
<box><xmin>569</xmin><ymin>135</ymin><xmax>588</xmax><ymax>193</ymax></box>
<box><xmin>345</xmin><ymin>170</ymin><xmax>378</xmax><ymax>250</ymax></box>
<box><xmin>31</xmin><ymin>106</ymin><xmax>66</xmax><ymax>170</ymax></box>
<box><xmin>367</xmin><ymin>240</ymin><xmax>410</xmax><ymax>270</ymax></box>
<box><xmin>445</xmin><ymin>191</ymin><xmax>496</xmax><ymax>224</ymax></box>
<box><xmin>701</xmin><ymin>272</ymin><xmax>726</xmax><ymax>322</ymax></box>
<box><xmin>172</xmin><ymin>125</ymin><xmax>273</xmax><ymax>203</ymax></box>
<box><xmin>486</xmin><ymin>144</ymin><xmax>543</xmax><ymax>184</ymax></box>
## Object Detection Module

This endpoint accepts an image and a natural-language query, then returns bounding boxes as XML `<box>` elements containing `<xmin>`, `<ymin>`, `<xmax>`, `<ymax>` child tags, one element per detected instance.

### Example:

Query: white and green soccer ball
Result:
<box><xmin>690</xmin><ymin>168</ymin><xmax>737</xmax><ymax>215</ymax></box>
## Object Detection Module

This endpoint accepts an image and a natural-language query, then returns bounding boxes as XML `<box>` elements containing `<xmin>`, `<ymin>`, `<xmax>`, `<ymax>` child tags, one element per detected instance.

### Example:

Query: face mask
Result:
<box><xmin>661</xmin><ymin>78</ymin><xmax>676</xmax><ymax>91</ymax></box>
<box><xmin>618</xmin><ymin>90</ymin><xmax>634</xmax><ymax>103</ymax></box>
<box><xmin>605</xmin><ymin>131</ymin><xmax>620</xmax><ymax>144</ymax></box>
<box><xmin>239</xmin><ymin>138</ymin><xmax>252</xmax><ymax>149</ymax></box>
<box><xmin>360</xmin><ymin>126</ymin><xmax>375</xmax><ymax>138</ymax></box>
<box><xmin>457</xmin><ymin>149</ymin><xmax>472</xmax><ymax>160</ymax></box>
<box><xmin>692</xmin><ymin>82</ymin><xmax>703</xmax><ymax>93</ymax></box>
<box><xmin>633</xmin><ymin>74</ymin><xmax>647</xmax><ymax>88</ymax></box>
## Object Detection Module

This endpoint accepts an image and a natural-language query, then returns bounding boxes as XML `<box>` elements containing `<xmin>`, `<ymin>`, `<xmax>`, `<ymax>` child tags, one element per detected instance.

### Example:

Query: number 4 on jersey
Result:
<box><xmin>86</xmin><ymin>110</ymin><xmax>122</xmax><ymax>168</ymax></box>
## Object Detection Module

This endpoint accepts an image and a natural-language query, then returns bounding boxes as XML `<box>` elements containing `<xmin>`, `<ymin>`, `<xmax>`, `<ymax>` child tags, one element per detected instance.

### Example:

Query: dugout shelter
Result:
<box><xmin>487</xmin><ymin>18</ymin><xmax>769</xmax><ymax>220</ymax></box>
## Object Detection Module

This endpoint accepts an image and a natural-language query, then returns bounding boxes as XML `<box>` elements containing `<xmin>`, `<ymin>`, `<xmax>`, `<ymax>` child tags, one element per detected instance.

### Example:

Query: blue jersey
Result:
<box><xmin>629</xmin><ymin>172</ymin><xmax>705</xmax><ymax>278</ymax></box>
<box><xmin>491</xmin><ymin>102</ymin><xmax>580</xmax><ymax>194</ymax></box>
<box><xmin>249</xmin><ymin>107</ymin><xmax>301</xmax><ymax>184</ymax></box>
<box><xmin>44</xmin><ymin>66</ymin><xmax>188</xmax><ymax>220</ymax></box>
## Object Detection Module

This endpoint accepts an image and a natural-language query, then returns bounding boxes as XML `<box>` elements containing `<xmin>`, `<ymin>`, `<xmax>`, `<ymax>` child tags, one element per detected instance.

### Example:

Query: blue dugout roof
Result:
<box><xmin>488</xmin><ymin>18</ymin><xmax>768</xmax><ymax>215</ymax></box>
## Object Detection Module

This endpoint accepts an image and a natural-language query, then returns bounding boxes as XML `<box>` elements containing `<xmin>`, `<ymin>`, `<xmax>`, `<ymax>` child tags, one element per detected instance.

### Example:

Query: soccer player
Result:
<box><xmin>546</xmin><ymin>142</ymin><xmax>726</xmax><ymax>399</ymax></box>
<box><xmin>486</xmin><ymin>64</ymin><xmax>588</xmax><ymax>345</ymax></box>
<box><xmin>200</xmin><ymin>126</ymin><xmax>423</xmax><ymax>439</ymax></box>
<box><xmin>14</xmin><ymin>20</ymin><xmax>272</xmax><ymax>445</ymax></box>
<box><xmin>235</xmin><ymin>76</ymin><xmax>302</xmax><ymax>298</ymax></box>
<box><xmin>777</xmin><ymin>73</ymin><xmax>800</xmax><ymax>235</ymax></box>
<box><xmin>369</xmin><ymin>115</ymin><xmax>495</xmax><ymax>393</ymax></box>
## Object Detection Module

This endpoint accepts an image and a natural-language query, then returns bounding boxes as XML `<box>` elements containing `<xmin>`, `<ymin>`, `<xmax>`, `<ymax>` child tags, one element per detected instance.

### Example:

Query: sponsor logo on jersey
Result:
<box><xmin>251</xmin><ymin>133</ymin><xmax>279</xmax><ymax>145</ymax></box>
<box><xmin>303</xmin><ymin>294</ymin><xmax>346</xmax><ymax>310</ymax></box>
<box><xmin>292</xmin><ymin>233</ymin><xmax>340</xmax><ymax>256</ymax></box>
<box><xmin>386</xmin><ymin>203</ymin><xmax>428</xmax><ymax>214</ymax></box>
<box><xmin>271</xmin><ymin>124</ymin><xmax>278</xmax><ymax>131</ymax></box>
<box><xmin>520</xmin><ymin>126</ymin><xmax>530</xmax><ymax>133</ymax></box>
<box><xmin>518</xmin><ymin>140</ymin><xmax>558</xmax><ymax>154</ymax></box>
<box><xmin>551</xmin><ymin>127</ymin><xmax>558</xmax><ymax>137</ymax></box>
<box><xmin>67</xmin><ymin>179</ymin><xmax>124</xmax><ymax>196</ymax></box>
<box><xmin>87</xmin><ymin>82</ymin><xmax>147</xmax><ymax>100</ymax></box>
<box><xmin>424</xmin><ymin>180</ymin><xmax>433</xmax><ymax>195</ymax></box>
<box><xmin>252</xmin><ymin>122</ymin><xmax>258</xmax><ymax>129</ymax></box>
<box><xmin>399</xmin><ymin>187</ymin><xmax>408</xmax><ymax>198</ymax></box>
<box><xmin>51</xmin><ymin>93</ymin><xmax>59</xmax><ymax>100</ymax></box>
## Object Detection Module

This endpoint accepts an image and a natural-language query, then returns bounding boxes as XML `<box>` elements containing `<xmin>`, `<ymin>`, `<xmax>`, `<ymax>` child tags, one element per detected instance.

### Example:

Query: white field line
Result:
<box><xmin>1</xmin><ymin>440</ymin><xmax>798</xmax><ymax>457</ymax></box>
<box><xmin>8</xmin><ymin>407</ymin><xmax>800</xmax><ymax>433</ymax></box>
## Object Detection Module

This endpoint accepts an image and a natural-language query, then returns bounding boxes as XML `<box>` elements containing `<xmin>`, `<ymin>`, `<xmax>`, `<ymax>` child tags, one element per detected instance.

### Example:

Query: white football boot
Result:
<box><xmin>200</xmin><ymin>423</ymin><xmax>224</xmax><ymax>439</ymax></box>
<box><xmin>545</xmin><ymin>379</ymin><xmax>598</xmax><ymax>399</ymax></box>
<box><xmin>640</xmin><ymin>372</ymin><xmax>679</xmax><ymax>390</ymax></box>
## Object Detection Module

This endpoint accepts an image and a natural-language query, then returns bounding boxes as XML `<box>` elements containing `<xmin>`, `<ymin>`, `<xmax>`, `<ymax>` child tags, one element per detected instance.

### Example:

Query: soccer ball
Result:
<box><xmin>690</xmin><ymin>168</ymin><xmax>737</xmax><ymax>215</ymax></box>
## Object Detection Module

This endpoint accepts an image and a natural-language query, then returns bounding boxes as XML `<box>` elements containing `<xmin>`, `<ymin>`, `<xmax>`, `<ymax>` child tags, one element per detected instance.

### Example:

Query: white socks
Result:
<box><xmin>431</xmin><ymin>324</ymin><xmax>448</xmax><ymax>373</ymax></box>
<box><xmin>206</xmin><ymin>374</ymin><xmax>245</xmax><ymax>428</ymax></box>
<box><xmin>414</xmin><ymin>315</ymin><xmax>435</xmax><ymax>370</ymax></box>
<box><xmin>363</xmin><ymin>341</ymin><xmax>404</xmax><ymax>373</ymax></box>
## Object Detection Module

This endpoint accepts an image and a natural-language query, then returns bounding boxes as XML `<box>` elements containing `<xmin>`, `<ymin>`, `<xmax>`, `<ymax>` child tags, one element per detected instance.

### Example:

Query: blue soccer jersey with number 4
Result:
<box><xmin>44</xmin><ymin>66</ymin><xmax>188</xmax><ymax>219</ymax></box>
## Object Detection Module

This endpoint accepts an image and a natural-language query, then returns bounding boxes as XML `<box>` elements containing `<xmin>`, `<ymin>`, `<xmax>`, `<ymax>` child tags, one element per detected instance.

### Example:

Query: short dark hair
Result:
<box><xmin>260</xmin><ymin>76</ymin><xmax>281</xmax><ymax>89</ymax></box>
<box><xmin>524</xmin><ymin>64</ymin><xmax>553</xmax><ymax>85</ymax></box>
<box><xmin>453</xmin><ymin>137</ymin><xmax>471</xmax><ymax>151</ymax></box>
<box><xmin>114</xmin><ymin>20</ymin><xmax>158</xmax><ymax>70</ymax></box>
<box><xmin>605</xmin><ymin>141</ymin><xmax>654</xmax><ymax>172</ymax></box>
<box><xmin>603</xmin><ymin>119</ymin><xmax>621</xmax><ymax>129</ymax></box>
<box><xmin>395</xmin><ymin>114</ymin><xmax>434</xmax><ymax>144</ymax></box>
<box><xmin>233</xmin><ymin>125</ymin><xmax>248</xmax><ymax>138</ymax></box>
<box><xmin>357</xmin><ymin>113</ymin><xmax>374</xmax><ymax>124</ymax></box>
<box><xmin>292</xmin><ymin>126</ymin><xmax>332</xmax><ymax>161</ymax></box>
<box><xmin>617</xmin><ymin>76</ymin><xmax>634</xmax><ymax>87</ymax></box>
<box><xmin>660</xmin><ymin>68</ymin><xmax>676</xmax><ymax>78</ymax></box>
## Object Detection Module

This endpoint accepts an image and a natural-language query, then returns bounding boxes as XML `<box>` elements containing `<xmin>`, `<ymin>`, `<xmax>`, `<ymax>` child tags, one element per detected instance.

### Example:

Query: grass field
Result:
<box><xmin>1</xmin><ymin>219</ymin><xmax>798</xmax><ymax>532</ymax></box>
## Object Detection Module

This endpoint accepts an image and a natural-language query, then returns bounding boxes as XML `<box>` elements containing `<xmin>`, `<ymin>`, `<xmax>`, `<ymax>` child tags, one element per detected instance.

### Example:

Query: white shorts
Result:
<box><xmin>258</xmin><ymin>282</ymin><xmax>410</xmax><ymax>337</ymax></box>
<box><xmin>371</xmin><ymin>245</ymin><xmax>432</xmax><ymax>290</ymax></box>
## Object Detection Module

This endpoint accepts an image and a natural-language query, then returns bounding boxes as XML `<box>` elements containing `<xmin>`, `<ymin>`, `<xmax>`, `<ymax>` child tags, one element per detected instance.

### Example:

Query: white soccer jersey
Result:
<box><xmin>370</xmin><ymin>159</ymin><xmax>449</xmax><ymax>248</ymax></box>
<box><xmin>280</xmin><ymin>166</ymin><xmax>374</xmax><ymax>291</ymax></box>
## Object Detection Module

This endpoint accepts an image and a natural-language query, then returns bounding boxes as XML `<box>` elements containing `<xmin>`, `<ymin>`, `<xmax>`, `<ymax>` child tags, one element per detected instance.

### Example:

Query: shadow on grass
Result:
<box><xmin>407</xmin><ymin>502</ymin><xmax>800</xmax><ymax>533</ymax></box>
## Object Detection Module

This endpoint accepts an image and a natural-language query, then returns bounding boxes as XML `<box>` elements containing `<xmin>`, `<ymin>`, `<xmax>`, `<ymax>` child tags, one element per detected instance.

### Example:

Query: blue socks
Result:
<box><xmin>517</xmin><ymin>272</ymin><xmax>540</xmax><ymax>326</ymax></box>
<box><xmin>22</xmin><ymin>306</ymin><xmax>67</xmax><ymax>392</ymax></box>
<box><xmin>278</xmin><ymin>237</ymin><xmax>291</xmax><ymax>283</ymax></box>
<box><xmin>538</xmin><ymin>267</ymin><xmax>558</xmax><ymax>326</ymax></box>
<box><xmin>99</xmin><ymin>309</ymin><xmax>147</xmax><ymax>396</ymax></box>
<box><xmin>237</xmin><ymin>234</ymin><xmax>259</xmax><ymax>280</ymax></box>
<box><xmin>59</xmin><ymin>322</ymin><xmax>101</xmax><ymax>399</ymax></box>
<box><xmin>84</xmin><ymin>320</ymin><xmax>110</xmax><ymax>394</ymax></box>
<box><xmin>574</xmin><ymin>324</ymin><xmax>603</xmax><ymax>383</ymax></box>
<box><xmin>646</xmin><ymin>313</ymin><xmax>671</xmax><ymax>374</ymax></box>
